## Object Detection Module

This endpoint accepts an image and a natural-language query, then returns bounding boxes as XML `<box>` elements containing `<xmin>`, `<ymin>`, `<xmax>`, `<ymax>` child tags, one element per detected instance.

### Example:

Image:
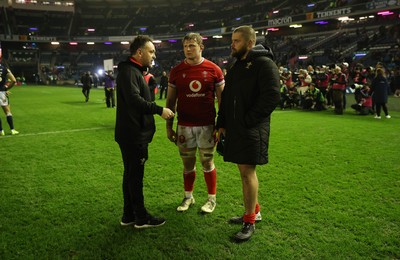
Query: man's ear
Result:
<box><xmin>247</xmin><ymin>40</ymin><xmax>255</xmax><ymax>49</ymax></box>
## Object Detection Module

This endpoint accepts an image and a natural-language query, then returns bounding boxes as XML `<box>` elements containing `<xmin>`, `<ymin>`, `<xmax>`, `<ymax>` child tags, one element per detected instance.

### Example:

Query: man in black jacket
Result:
<box><xmin>216</xmin><ymin>26</ymin><xmax>280</xmax><ymax>242</ymax></box>
<box><xmin>80</xmin><ymin>71</ymin><xmax>93</xmax><ymax>102</ymax></box>
<box><xmin>115</xmin><ymin>35</ymin><xmax>174</xmax><ymax>229</ymax></box>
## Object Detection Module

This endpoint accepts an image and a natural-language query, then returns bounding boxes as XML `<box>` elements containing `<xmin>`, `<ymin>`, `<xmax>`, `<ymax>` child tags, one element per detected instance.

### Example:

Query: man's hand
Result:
<box><xmin>216</xmin><ymin>128</ymin><xmax>226</xmax><ymax>143</ymax></box>
<box><xmin>167</xmin><ymin>128</ymin><xmax>177</xmax><ymax>143</ymax></box>
<box><xmin>161</xmin><ymin>108</ymin><xmax>174</xmax><ymax>120</ymax></box>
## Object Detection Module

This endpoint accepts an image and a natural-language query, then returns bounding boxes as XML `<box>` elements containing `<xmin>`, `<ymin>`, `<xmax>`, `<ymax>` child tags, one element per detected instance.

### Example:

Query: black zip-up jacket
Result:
<box><xmin>114</xmin><ymin>57</ymin><xmax>163</xmax><ymax>145</ymax></box>
<box><xmin>216</xmin><ymin>45</ymin><xmax>280</xmax><ymax>165</ymax></box>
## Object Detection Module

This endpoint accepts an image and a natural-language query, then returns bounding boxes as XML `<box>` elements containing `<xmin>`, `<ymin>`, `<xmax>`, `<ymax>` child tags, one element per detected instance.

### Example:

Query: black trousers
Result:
<box><xmin>105</xmin><ymin>88</ymin><xmax>115</xmax><ymax>107</ymax></box>
<box><xmin>82</xmin><ymin>87</ymin><xmax>91</xmax><ymax>100</ymax></box>
<box><xmin>159</xmin><ymin>87</ymin><xmax>167</xmax><ymax>99</ymax></box>
<box><xmin>332</xmin><ymin>89</ymin><xmax>344</xmax><ymax>114</ymax></box>
<box><xmin>118</xmin><ymin>142</ymin><xmax>149</xmax><ymax>220</ymax></box>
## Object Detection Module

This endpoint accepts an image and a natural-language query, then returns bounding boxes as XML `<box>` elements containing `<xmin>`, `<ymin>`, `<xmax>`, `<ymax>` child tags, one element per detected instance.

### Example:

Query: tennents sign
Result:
<box><xmin>316</xmin><ymin>7</ymin><xmax>352</xmax><ymax>18</ymax></box>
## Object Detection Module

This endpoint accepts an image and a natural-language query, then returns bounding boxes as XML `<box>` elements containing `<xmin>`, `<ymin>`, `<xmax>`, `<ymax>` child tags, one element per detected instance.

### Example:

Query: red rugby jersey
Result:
<box><xmin>169</xmin><ymin>58</ymin><xmax>224</xmax><ymax>126</ymax></box>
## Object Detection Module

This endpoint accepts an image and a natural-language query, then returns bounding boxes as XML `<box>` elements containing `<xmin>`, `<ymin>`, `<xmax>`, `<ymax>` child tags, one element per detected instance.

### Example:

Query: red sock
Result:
<box><xmin>255</xmin><ymin>203</ymin><xmax>260</xmax><ymax>214</ymax></box>
<box><xmin>203</xmin><ymin>168</ymin><xmax>217</xmax><ymax>195</ymax></box>
<box><xmin>183</xmin><ymin>170</ymin><xmax>196</xmax><ymax>192</ymax></box>
<box><xmin>243</xmin><ymin>213</ymin><xmax>256</xmax><ymax>224</ymax></box>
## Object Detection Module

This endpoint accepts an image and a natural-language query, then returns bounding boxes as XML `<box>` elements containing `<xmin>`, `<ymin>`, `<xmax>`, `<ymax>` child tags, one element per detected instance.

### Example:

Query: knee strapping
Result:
<box><xmin>199</xmin><ymin>147</ymin><xmax>214</xmax><ymax>164</ymax></box>
<box><xmin>180</xmin><ymin>149</ymin><xmax>196</xmax><ymax>159</ymax></box>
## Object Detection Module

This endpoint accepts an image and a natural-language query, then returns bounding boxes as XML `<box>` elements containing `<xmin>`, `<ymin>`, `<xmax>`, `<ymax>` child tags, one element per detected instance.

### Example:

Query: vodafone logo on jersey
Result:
<box><xmin>189</xmin><ymin>80</ymin><xmax>202</xmax><ymax>93</ymax></box>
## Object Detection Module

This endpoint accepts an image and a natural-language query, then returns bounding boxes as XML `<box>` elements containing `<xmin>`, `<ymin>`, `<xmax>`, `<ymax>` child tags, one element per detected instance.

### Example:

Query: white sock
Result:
<box><xmin>184</xmin><ymin>191</ymin><xmax>193</xmax><ymax>198</ymax></box>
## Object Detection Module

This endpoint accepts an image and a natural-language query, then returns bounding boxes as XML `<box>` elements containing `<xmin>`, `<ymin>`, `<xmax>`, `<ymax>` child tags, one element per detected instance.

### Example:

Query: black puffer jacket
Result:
<box><xmin>114</xmin><ymin>58</ymin><xmax>163</xmax><ymax>145</ymax></box>
<box><xmin>216</xmin><ymin>45</ymin><xmax>280</xmax><ymax>165</ymax></box>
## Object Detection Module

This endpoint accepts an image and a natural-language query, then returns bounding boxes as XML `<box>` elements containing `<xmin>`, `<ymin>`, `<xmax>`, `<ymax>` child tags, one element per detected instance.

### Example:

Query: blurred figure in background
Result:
<box><xmin>330</xmin><ymin>66</ymin><xmax>347</xmax><ymax>114</ymax></box>
<box><xmin>81</xmin><ymin>71</ymin><xmax>93</xmax><ymax>102</ymax></box>
<box><xmin>158</xmin><ymin>70</ymin><xmax>168</xmax><ymax>100</ymax></box>
<box><xmin>104</xmin><ymin>70</ymin><xmax>115</xmax><ymax>108</ymax></box>
<box><xmin>371</xmin><ymin>68</ymin><xmax>391</xmax><ymax>119</ymax></box>
<box><xmin>0</xmin><ymin>61</ymin><xmax>19</xmax><ymax>136</ymax></box>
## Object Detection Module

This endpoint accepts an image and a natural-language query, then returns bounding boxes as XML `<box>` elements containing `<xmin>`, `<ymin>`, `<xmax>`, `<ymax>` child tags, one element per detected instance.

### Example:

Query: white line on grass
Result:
<box><xmin>1</xmin><ymin>127</ymin><xmax>113</xmax><ymax>138</ymax></box>
<box><xmin>2</xmin><ymin>121</ymin><xmax>166</xmax><ymax>139</ymax></box>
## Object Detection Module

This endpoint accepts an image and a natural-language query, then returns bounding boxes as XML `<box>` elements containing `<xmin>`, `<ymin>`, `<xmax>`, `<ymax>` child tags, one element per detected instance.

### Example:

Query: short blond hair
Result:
<box><xmin>183</xmin><ymin>33</ymin><xmax>203</xmax><ymax>46</ymax></box>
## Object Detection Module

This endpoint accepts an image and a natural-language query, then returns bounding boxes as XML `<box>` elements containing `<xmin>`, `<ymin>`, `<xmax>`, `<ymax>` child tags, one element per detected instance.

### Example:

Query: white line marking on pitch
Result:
<box><xmin>1</xmin><ymin>127</ymin><xmax>113</xmax><ymax>138</ymax></box>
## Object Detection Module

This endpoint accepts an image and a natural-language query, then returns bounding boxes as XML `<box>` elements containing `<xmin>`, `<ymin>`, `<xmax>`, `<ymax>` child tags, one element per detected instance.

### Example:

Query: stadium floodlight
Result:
<box><xmin>97</xmin><ymin>69</ymin><xmax>104</xmax><ymax>75</ymax></box>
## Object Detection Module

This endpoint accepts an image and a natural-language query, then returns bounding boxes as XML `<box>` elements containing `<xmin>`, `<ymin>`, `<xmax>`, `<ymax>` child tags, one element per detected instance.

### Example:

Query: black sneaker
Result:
<box><xmin>234</xmin><ymin>222</ymin><xmax>255</xmax><ymax>242</ymax></box>
<box><xmin>120</xmin><ymin>215</ymin><xmax>135</xmax><ymax>226</ymax></box>
<box><xmin>134</xmin><ymin>214</ymin><xmax>166</xmax><ymax>229</ymax></box>
<box><xmin>229</xmin><ymin>212</ymin><xmax>262</xmax><ymax>224</ymax></box>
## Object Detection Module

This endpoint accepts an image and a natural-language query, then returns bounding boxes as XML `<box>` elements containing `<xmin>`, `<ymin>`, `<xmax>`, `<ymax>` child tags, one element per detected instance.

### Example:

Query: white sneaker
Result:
<box><xmin>374</xmin><ymin>115</ymin><xmax>381</xmax><ymax>119</ymax></box>
<box><xmin>386</xmin><ymin>115</ymin><xmax>391</xmax><ymax>119</ymax></box>
<box><xmin>11</xmin><ymin>129</ymin><xmax>19</xmax><ymax>135</ymax></box>
<box><xmin>0</xmin><ymin>130</ymin><xmax>4</xmax><ymax>136</ymax></box>
<box><xmin>177</xmin><ymin>197</ymin><xmax>195</xmax><ymax>212</ymax></box>
<box><xmin>201</xmin><ymin>198</ymin><xmax>216</xmax><ymax>213</ymax></box>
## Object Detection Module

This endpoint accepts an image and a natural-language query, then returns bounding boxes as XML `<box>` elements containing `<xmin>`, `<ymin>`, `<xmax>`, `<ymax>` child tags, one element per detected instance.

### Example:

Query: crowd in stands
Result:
<box><xmin>277</xmin><ymin>61</ymin><xmax>399</xmax><ymax>117</ymax></box>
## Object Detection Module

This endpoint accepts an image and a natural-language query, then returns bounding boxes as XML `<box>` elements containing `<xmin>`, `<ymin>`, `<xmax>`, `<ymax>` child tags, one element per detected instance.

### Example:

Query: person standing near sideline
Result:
<box><xmin>216</xmin><ymin>26</ymin><xmax>280</xmax><ymax>242</ymax></box>
<box><xmin>0</xmin><ymin>60</ymin><xmax>19</xmax><ymax>136</ymax></box>
<box><xmin>166</xmin><ymin>32</ymin><xmax>225</xmax><ymax>214</ymax></box>
<box><xmin>104</xmin><ymin>70</ymin><xmax>115</xmax><ymax>108</ymax></box>
<box><xmin>81</xmin><ymin>71</ymin><xmax>93</xmax><ymax>102</ymax></box>
<box><xmin>115</xmin><ymin>35</ymin><xmax>175</xmax><ymax>228</ymax></box>
<box><xmin>371</xmin><ymin>67</ymin><xmax>391</xmax><ymax>119</ymax></box>
<box><xmin>158</xmin><ymin>70</ymin><xmax>168</xmax><ymax>99</ymax></box>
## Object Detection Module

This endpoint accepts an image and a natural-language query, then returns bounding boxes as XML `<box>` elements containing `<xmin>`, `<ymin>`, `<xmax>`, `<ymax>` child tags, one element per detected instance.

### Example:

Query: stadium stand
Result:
<box><xmin>0</xmin><ymin>0</ymin><xmax>399</xmax><ymax>84</ymax></box>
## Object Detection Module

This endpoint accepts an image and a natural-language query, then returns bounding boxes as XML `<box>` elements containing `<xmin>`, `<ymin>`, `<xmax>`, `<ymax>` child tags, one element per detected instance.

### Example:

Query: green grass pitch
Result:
<box><xmin>1</xmin><ymin>85</ymin><xmax>399</xmax><ymax>259</ymax></box>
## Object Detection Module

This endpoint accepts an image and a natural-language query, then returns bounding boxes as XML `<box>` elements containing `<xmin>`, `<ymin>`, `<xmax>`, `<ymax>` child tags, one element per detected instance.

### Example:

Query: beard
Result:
<box><xmin>231</xmin><ymin>46</ymin><xmax>247</xmax><ymax>59</ymax></box>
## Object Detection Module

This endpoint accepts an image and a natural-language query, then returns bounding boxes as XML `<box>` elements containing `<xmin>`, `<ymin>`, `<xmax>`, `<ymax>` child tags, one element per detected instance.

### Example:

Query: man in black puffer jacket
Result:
<box><xmin>115</xmin><ymin>35</ymin><xmax>174</xmax><ymax>229</ymax></box>
<box><xmin>216</xmin><ymin>26</ymin><xmax>280</xmax><ymax>242</ymax></box>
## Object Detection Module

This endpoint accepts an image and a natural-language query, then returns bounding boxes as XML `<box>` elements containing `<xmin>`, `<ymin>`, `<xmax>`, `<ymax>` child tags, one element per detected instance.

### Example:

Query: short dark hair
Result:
<box><xmin>233</xmin><ymin>25</ymin><xmax>256</xmax><ymax>43</ymax></box>
<box><xmin>129</xmin><ymin>35</ymin><xmax>153</xmax><ymax>55</ymax></box>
